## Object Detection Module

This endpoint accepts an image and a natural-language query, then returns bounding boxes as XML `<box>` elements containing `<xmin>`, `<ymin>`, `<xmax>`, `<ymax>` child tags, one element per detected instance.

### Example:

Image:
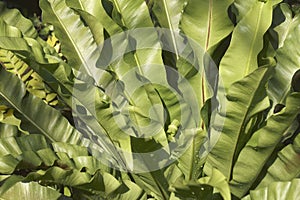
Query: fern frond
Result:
<box><xmin>0</xmin><ymin>49</ymin><xmax>59</xmax><ymax>106</ymax></box>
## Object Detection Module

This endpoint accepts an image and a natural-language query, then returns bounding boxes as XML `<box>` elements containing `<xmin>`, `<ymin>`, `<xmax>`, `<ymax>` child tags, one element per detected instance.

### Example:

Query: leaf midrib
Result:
<box><xmin>50</xmin><ymin>1</ymin><xmax>94</xmax><ymax>78</ymax></box>
<box><xmin>46</xmin><ymin>2</ymin><xmax>130</xmax><ymax>157</ymax></box>
<box><xmin>205</xmin><ymin>0</ymin><xmax>212</xmax><ymax>51</ymax></box>
<box><xmin>162</xmin><ymin>0</ymin><xmax>179</xmax><ymax>58</ymax></box>
<box><xmin>0</xmin><ymin>89</ymin><xmax>55</xmax><ymax>143</ymax></box>
<box><xmin>227</xmin><ymin>69</ymin><xmax>269</xmax><ymax>180</ymax></box>
<box><xmin>244</xmin><ymin>3</ymin><xmax>263</xmax><ymax>76</ymax></box>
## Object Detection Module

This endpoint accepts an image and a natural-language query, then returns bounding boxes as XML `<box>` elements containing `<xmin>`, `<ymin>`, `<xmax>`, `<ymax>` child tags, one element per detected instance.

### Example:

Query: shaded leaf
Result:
<box><xmin>0</xmin><ymin>67</ymin><xmax>85</xmax><ymax>145</ymax></box>
<box><xmin>0</xmin><ymin>182</ymin><xmax>61</xmax><ymax>200</ymax></box>
<box><xmin>257</xmin><ymin>131</ymin><xmax>300</xmax><ymax>188</ymax></box>
<box><xmin>204</xmin><ymin>66</ymin><xmax>274</xmax><ymax>181</ymax></box>
<box><xmin>229</xmin><ymin>93</ymin><xmax>300</xmax><ymax>197</ymax></box>
<box><xmin>242</xmin><ymin>179</ymin><xmax>300</xmax><ymax>200</ymax></box>
<box><xmin>268</xmin><ymin>6</ymin><xmax>300</xmax><ymax>106</ymax></box>
<box><xmin>180</xmin><ymin>0</ymin><xmax>234</xmax><ymax>52</ymax></box>
<box><xmin>219</xmin><ymin>0</ymin><xmax>280</xmax><ymax>90</ymax></box>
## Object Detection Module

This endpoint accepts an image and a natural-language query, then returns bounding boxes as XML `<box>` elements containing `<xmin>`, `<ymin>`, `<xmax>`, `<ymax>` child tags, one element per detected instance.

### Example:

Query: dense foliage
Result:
<box><xmin>0</xmin><ymin>0</ymin><xmax>300</xmax><ymax>199</ymax></box>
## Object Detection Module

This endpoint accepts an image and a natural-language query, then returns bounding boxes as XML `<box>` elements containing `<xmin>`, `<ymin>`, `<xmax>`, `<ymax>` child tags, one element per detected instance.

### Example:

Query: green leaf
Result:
<box><xmin>229</xmin><ymin>93</ymin><xmax>300</xmax><ymax>197</ymax></box>
<box><xmin>0</xmin><ymin>155</ymin><xmax>18</xmax><ymax>174</ymax></box>
<box><xmin>169</xmin><ymin>168</ymin><xmax>230</xmax><ymax>200</ymax></box>
<box><xmin>0</xmin><ymin>135</ymin><xmax>50</xmax><ymax>168</ymax></box>
<box><xmin>66</xmin><ymin>9</ymin><xmax>104</xmax><ymax>45</ymax></box>
<box><xmin>22</xmin><ymin>168</ymin><xmax>142</xmax><ymax>199</ymax></box>
<box><xmin>164</xmin><ymin>164</ymin><xmax>183</xmax><ymax>187</ymax></box>
<box><xmin>0</xmin><ymin>133</ymin><xmax>142</xmax><ymax>198</ymax></box>
<box><xmin>52</xmin><ymin>142</ymin><xmax>89</xmax><ymax>158</ymax></box>
<box><xmin>151</xmin><ymin>1</ymin><xmax>218</xmax><ymax>129</ymax></box>
<box><xmin>25</xmin><ymin>167</ymin><xmax>91</xmax><ymax>186</ymax></box>
<box><xmin>219</xmin><ymin>0</ymin><xmax>280</xmax><ymax>91</ymax></box>
<box><xmin>257</xmin><ymin>131</ymin><xmax>300</xmax><ymax>188</ymax></box>
<box><xmin>170</xmin><ymin>178</ymin><xmax>214</xmax><ymax>200</ymax></box>
<box><xmin>177</xmin><ymin>129</ymin><xmax>206</xmax><ymax>180</ymax></box>
<box><xmin>152</xmin><ymin>0</ymin><xmax>186</xmax><ymax>32</ymax></box>
<box><xmin>0</xmin><ymin>135</ymin><xmax>63</xmax><ymax>173</ymax></box>
<box><xmin>0</xmin><ymin>2</ymin><xmax>38</xmax><ymax>39</ymax></box>
<box><xmin>151</xmin><ymin>0</ymin><xmax>186</xmax><ymax>59</ymax></box>
<box><xmin>93</xmin><ymin>1</ymin><xmax>200</xmax><ymax>176</ymax></box>
<box><xmin>242</xmin><ymin>179</ymin><xmax>300</xmax><ymax>200</ymax></box>
<box><xmin>40</xmin><ymin>0</ymin><xmax>100</xmax><ymax>75</ymax></box>
<box><xmin>0</xmin><ymin>182</ymin><xmax>61</xmax><ymax>200</ymax></box>
<box><xmin>0</xmin><ymin>122</ymin><xmax>19</xmax><ymax>138</ymax></box>
<box><xmin>268</xmin><ymin>5</ymin><xmax>300</xmax><ymax>106</ymax></box>
<box><xmin>274</xmin><ymin>3</ymin><xmax>295</xmax><ymax>49</ymax></box>
<box><xmin>72</xmin><ymin>156</ymin><xmax>109</xmax><ymax>175</ymax></box>
<box><xmin>180</xmin><ymin>0</ymin><xmax>234</xmax><ymax>52</ymax></box>
<box><xmin>0</xmin><ymin>3</ymin><xmax>57</xmax><ymax>55</ymax></box>
<box><xmin>65</xmin><ymin>0</ymin><xmax>122</xmax><ymax>36</ymax></box>
<box><xmin>0</xmin><ymin>19</ymin><xmax>22</xmax><ymax>37</ymax></box>
<box><xmin>179</xmin><ymin>0</ymin><xmax>234</xmax><ymax>118</ymax></box>
<box><xmin>41</xmin><ymin>0</ymin><xmax>171</xmax><ymax>160</ymax></box>
<box><xmin>76</xmin><ymin>171</ymin><xmax>128</xmax><ymax>198</ymax></box>
<box><xmin>0</xmin><ymin>67</ymin><xmax>84</xmax><ymax>145</ymax></box>
<box><xmin>0</xmin><ymin>175</ymin><xmax>24</xmax><ymax>196</ymax></box>
<box><xmin>233</xmin><ymin>0</ymin><xmax>256</xmax><ymax>22</ymax></box>
<box><xmin>198</xmin><ymin>168</ymin><xmax>231</xmax><ymax>200</ymax></box>
<box><xmin>132</xmin><ymin>171</ymin><xmax>170</xmax><ymax>200</ymax></box>
<box><xmin>108</xmin><ymin>0</ymin><xmax>153</xmax><ymax>28</ymax></box>
<box><xmin>204</xmin><ymin>66</ymin><xmax>274</xmax><ymax>181</ymax></box>
<box><xmin>0</xmin><ymin>49</ymin><xmax>58</xmax><ymax>105</ymax></box>
<box><xmin>0</xmin><ymin>35</ymin><xmax>131</xmax><ymax>170</ymax></box>
<box><xmin>0</xmin><ymin>109</ymin><xmax>27</xmax><ymax>136</ymax></box>
<box><xmin>108</xmin><ymin>180</ymin><xmax>147</xmax><ymax>200</ymax></box>
<box><xmin>0</xmin><ymin>134</ymin><xmax>108</xmax><ymax>175</ymax></box>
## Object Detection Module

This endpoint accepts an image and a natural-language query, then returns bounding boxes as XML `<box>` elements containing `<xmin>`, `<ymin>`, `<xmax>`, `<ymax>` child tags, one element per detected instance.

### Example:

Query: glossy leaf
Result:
<box><xmin>152</xmin><ymin>0</ymin><xmax>186</xmax><ymax>33</ymax></box>
<box><xmin>257</xmin><ymin>131</ymin><xmax>300</xmax><ymax>188</ymax></box>
<box><xmin>132</xmin><ymin>171</ymin><xmax>170</xmax><ymax>200</ymax></box>
<box><xmin>177</xmin><ymin>129</ymin><xmax>206</xmax><ymax>180</ymax></box>
<box><xmin>198</xmin><ymin>168</ymin><xmax>231</xmax><ymax>200</ymax></box>
<box><xmin>65</xmin><ymin>0</ymin><xmax>122</xmax><ymax>36</ymax></box>
<box><xmin>0</xmin><ymin>2</ymin><xmax>38</xmax><ymax>38</ymax></box>
<box><xmin>204</xmin><ymin>66</ymin><xmax>274</xmax><ymax>181</ymax></box>
<box><xmin>0</xmin><ymin>67</ymin><xmax>85</xmax><ymax>145</ymax></box>
<box><xmin>219</xmin><ymin>0</ymin><xmax>280</xmax><ymax>91</ymax></box>
<box><xmin>180</xmin><ymin>0</ymin><xmax>234</xmax><ymax>52</ymax></box>
<box><xmin>268</xmin><ymin>5</ymin><xmax>300</xmax><ymax>106</ymax></box>
<box><xmin>40</xmin><ymin>0</ymin><xmax>100</xmax><ymax>75</ymax></box>
<box><xmin>0</xmin><ymin>182</ymin><xmax>61</xmax><ymax>199</ymax></box>
<box><xmin>152</xmin><ymin>0</ymin><xmax>186</xmax><ymax>58</ymax></box>
<box><xmin>242</xmin><ymin>179</ymin><xmax>300</xmax><ymax>200</ymax></box>
<box><xmin>169</xmin><ymin>168</ymin><xmax>230</xmax><ymax>200</ymax></box>
<box><xmin>233</xmin><ymin>0</ymin><xmax>256</xmax><ymax>22</ymax></box>
<box><xmin>229</xmin><ymin>93</ymin><xmax>300</xmax><ymax>197</ymax></box>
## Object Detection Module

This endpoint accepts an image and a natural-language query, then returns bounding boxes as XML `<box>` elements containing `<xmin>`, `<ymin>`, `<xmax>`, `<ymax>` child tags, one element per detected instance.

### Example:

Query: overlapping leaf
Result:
<box><xmin>175</xmin><ymin>0</ymin><xmax>234</xmax><ymax>129</ymax></box>
<box><xmin>1</xmin><ymin>1</ymin><xmax>300</xmax><ymax>199</ymax></box>
<box><xmin>169</xmin><ymin>168</ymin><xmax>230</xmax><ymax>200</ymax></box>
<box><xmin>0</xmin><ymin>2</ymin><xmax>38</xmax><ymax>39</ymax></box>
<box><xmin>0</xmin><ymin>182</ymin><xmax>61</xmax><ymax>200</ymax></box>
<box><xmin>0</xmin><ymin>134</ymin><xmax>146</xmax><ymax>199</ymax></box>
<box><xmin>0</xmin><ymin>16</ymin><xmax>130</xmax><ymax>170</ymax></box>
<box><xmin>40</xmin><ymin>0</ymin><xmax>100</xmax><ymax>75</ymax></box>
<box><xmin>180</xmin><ymin>0</ymin><xmax>234</xmax><ymax>53</ymax></box>
<box><xmin>204</xmin><ymin>66</ymin><xmax>274</xmax><ymax>181</ymax></box>
<box><xmin>0</xmin><ymin>68</ymin><xmax>84</xmax><ymax>144</ymax></box>
<box><xmin>229</xmin><ymin>93</ymin><xmax>300</xmax><ymax>197</ymax></box>
<box><xmin>257</xmin><ymin>131</ymin><xmax>300</xmax><ymax>188</ymax></box>
<box><xmin>219</xmin><ymin>0</ymin><xmax>280</xmax><ymax>91</ymax></box>
<box><xmin>66</xmin><ymin>0</ymin><xmax>122</xmax><ymax>36</ymax></box>
<box><xmin>242</xmin><ymin>179</ymin><xmax>300</xmax><ymax>200</ymax></box>
<box><xmin>268</xmin><ymin>4</ymin><xmax>300</xmax><ymax>106</ymax></box>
